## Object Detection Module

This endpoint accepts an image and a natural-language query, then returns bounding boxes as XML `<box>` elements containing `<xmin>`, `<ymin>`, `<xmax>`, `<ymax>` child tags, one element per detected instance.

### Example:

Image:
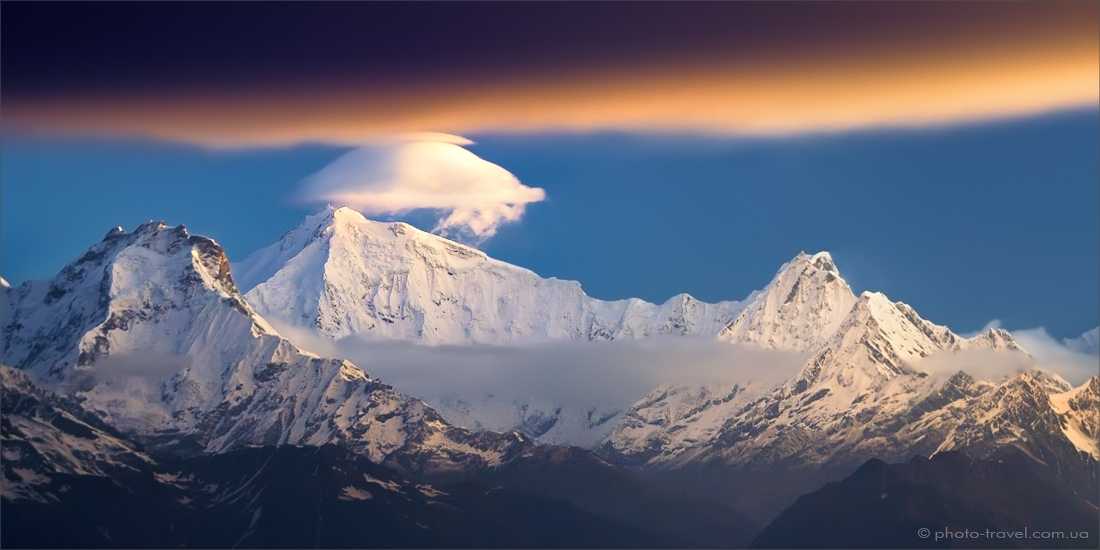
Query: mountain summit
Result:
<box><xmin>235</xmin><ymin>206</ymin><xmax>744</xmax><ymax>344</ymax></box>
<box><xmin>718</xmin><ymin>251</ymin><xmax>857</xmax><ymax>352</ymax></box>
<box><xmin>600</xmin><ymin>249</ymin><xmax>1099</xmax><ymax>522</ymax></box>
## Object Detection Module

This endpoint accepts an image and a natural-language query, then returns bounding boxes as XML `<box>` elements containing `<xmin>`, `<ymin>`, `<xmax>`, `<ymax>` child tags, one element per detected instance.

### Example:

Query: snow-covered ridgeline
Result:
<box><xmin>236</xmin><ymin>207</ymin><xmax>746</xmax><ymax>345</ymax></box>
<box><xmin>231</xmin><ymin>208</ymin><xmax>1098</xmax><ymax>460</ymax></box>
<box><xmin>1049</xmin><ymin>376</ymin><xmax>1100</xmax><ymax>459</ymax></box>
<box><xmin>604</xmin><ymin>248</ymin><xmax>1097</xmax><ymax>469</ymax></box>
<box><xmin>231</xmin><ymin>207</ymin><xmax>753</xmax><ymax>445</ymax></box>
<box><xmin>3</xmin><ymin>209</ymin><xmax>1094</xmax><ymax>481</ymax></box>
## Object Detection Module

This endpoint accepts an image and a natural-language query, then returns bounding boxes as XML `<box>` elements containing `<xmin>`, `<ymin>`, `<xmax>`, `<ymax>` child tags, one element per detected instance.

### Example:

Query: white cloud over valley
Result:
<box><xmin>269</xmin><ymin>321</ymin><xmax>808</xmax><ymax>411</ymax></box>
<box><xmin>270</xmin><ymin>317</ymin><xmax>1097</xmax><ymax>429</ymax></box>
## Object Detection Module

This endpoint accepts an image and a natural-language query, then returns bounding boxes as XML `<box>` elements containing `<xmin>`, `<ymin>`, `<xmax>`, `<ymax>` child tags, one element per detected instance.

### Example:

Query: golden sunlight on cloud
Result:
<box><xmin>4</xmin><ymin>12</ymin><xmax>1097</xmax><ymax>147</ymax></box>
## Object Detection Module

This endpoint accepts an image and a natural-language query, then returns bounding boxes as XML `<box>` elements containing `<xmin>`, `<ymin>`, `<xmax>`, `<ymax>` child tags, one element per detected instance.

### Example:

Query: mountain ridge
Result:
<box><xmin>235</xmin><ymin>206</ymin><xmax>747</xmax><ymax>345</ymax></box>
<box><xmin>4</xmin><ymin>209</ymin><xmax>1096</xmax><ymax>534</ymax></box>
<box><xmin>0</xmin><ymin>221</ymin><xmax>534</xmax><ymax>477</ymax></box>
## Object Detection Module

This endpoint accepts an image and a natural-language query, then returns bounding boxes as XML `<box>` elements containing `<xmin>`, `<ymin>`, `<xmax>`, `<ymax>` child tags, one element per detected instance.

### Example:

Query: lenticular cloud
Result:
<box><xmin>299</xmin><ymin>134</ymin><xmax>546</xmax><ymax>245</ymax></box>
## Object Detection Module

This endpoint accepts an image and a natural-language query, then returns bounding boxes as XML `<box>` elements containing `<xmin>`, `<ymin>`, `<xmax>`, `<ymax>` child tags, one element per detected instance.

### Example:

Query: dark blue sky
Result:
<box><xmin>1</xmin><ymin>109</ymin><xmax>1097</xmax><ymax>338</ymax></box>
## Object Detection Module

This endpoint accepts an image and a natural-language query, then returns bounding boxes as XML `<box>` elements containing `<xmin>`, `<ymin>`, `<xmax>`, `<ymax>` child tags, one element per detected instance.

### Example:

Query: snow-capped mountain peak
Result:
<box><xmin>604</xmin><ymin>256</ymin><xmax>1053</xmax><ymax>483</ymax></box>
<box><xmin>235</xmin><ymin>207</ymin><xmax>745</xmax><ymax>344</ymax></box>
<box><xmin>785</xmin><ymin>290</ymin><xmax>1029</xmax><ymax>403</ymax></box>
<box><xmin>229</xmin><ymin>207</ymin><xmax>750</xmax><ymax>445</ymax></box>
<box><xmin>1</xmin><ymin>220</ymin><xmax>534</xmax><ymax>474</ymax></box>
<box><xmin>964</xmin><ymin>326</ymin><xmax>1025</xmax><ymax>352</ymax></box>
<box><xmin>807</xmin><ymin>251</ymin><xmax>839</xmax><ymax>274</ymax></box>
<box><xmin>717</xmin><ymin>251</ymin><xmax>857</xmax><ymax>352</ymax></box>
<box><xmin>2</xmin><ymin>221</ymin><xmax>269</xmax><ymax>381</ymax></box>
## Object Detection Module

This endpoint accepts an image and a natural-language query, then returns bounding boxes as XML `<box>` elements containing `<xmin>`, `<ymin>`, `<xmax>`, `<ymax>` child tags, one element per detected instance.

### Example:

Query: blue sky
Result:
<box><xmin>2</xmin><ymin>109</ymin><xmax>1097</xmax><ymax>339</ymax></box>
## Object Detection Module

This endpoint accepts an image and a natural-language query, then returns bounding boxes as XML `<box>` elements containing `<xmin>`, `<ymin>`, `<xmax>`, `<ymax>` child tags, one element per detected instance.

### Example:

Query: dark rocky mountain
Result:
<box><xmin>460</xmin><ymin>444</ymin><xmax>758</xmax><ymax>548</ymax></box>
<box><xmin>750</xmin><ymin>451</ymin><xmax>1099</xmax><ymax>549</ymax></box>
<box><xmin>4</xmin><ymin>446</ymin><xmax>674</xmax><ymax>549</ymax></box>
<box><xmin>0</xmin><ymin>365</ymin><xmax>717</xmax><ymax>548</ymax></box>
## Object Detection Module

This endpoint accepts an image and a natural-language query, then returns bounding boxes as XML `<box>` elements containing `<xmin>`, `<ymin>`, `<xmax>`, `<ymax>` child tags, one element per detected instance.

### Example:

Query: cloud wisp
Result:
<box><xmin>298</xmin><ymin>134</ymin><xmax>545</xmax><ymax>245</ymax></box>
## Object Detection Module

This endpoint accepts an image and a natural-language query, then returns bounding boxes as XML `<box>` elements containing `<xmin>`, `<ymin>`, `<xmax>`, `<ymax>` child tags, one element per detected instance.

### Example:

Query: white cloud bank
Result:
<box><xmin>913</xmin><ymin>348</ymin><xmax>1037</xmax><ymax>384</ymax></box>
<box><xmin>949</xmin><ymin>320</ymin><xmax>1099</xmax><ymax>386</ymax></box>
<box><xmin>269</xmin><ymin>316</ymin><xmax>1097</xmax><ymax>422</ymax></box>
<box><xmin>1010</xmin><ymin>326</ymin><xmax>1099</xmax><ymax>385</ymax></box>
<box><xmin>298</xmin><ymin>133</ymin><xmax>546</xmax><ymax>245</ymax></box>
<box><xmin>270</xmin><ymin>321</ymin><xmax>808</xmax><ymax>411</ymax></box>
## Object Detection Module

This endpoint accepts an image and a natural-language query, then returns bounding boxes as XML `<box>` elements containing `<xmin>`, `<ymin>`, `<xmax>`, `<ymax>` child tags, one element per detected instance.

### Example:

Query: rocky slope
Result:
<box><xmin>1</xmin><ymin>364</ymin><xmax>154</xmax><ymax>504</ymax></box>
<box><xmin>1049</xmin><ymin>375</ymin><xmax>1100</xmax><ymax>460</ymax></box>
<box><xmin>2</xmin><ymin>363</ymin><xmax>753</xmax><ymax>549</ymax></box>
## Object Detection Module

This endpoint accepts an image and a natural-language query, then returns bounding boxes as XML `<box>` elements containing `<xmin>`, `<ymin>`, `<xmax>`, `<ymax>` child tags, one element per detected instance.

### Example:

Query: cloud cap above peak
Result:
<box><xmin>297</xmin><ymin>134</ymin><xmax>545</xmax><ymax>245</ymax></box>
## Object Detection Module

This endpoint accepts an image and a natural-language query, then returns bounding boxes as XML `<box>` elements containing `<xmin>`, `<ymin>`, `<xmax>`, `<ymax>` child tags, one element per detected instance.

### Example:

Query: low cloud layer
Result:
<box><xmin>1010</xmin><ymin>327</ymin><xmax>1099</xmax><ymax>385</ymax></box>
<box><xmin>273</xmin><ymin>322</ymin><xmax>808</xmax><ymax>410</ymax></box>
<box><xmin>298</xmin><ymin>134</ymin><xmax>545</xmax><ymax>245</ymax></box>
<box><xmin>948</xmin><ymin>320</ymin><xmax>1099</xmax><ymax>386</ymax></box>
<box><xmin>272</xmin><ymin>317</ymin><xmax>1097</xmax><ymax>419</ymax></box>
<box><xmin>913</xmin><ymin>348</ymin><xmax>1037</xmax><ymax>384</ymax></box>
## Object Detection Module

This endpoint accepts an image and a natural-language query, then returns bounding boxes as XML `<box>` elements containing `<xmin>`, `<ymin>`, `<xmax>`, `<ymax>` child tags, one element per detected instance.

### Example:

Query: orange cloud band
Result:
<box><xmin>4</xmin><ymin>10</ymin><xmax>1097</xmax><ymax>147</ymax></box>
